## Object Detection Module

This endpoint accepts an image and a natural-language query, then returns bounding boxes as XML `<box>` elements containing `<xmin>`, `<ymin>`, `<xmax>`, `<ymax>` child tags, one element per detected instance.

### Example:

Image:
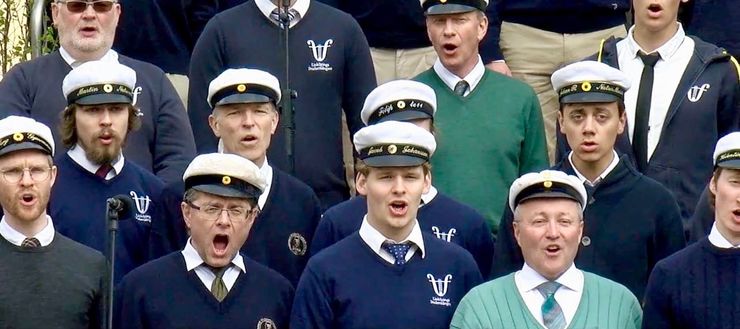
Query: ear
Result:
<box><xmin>710</xmin><ymin>174</ymin><xmax>718</xmax><ymax>195</ymax></box>
<box><xmin>617</xmin><ymin>110</ymin><xmax>626</xmax><ymax>134</ymax></box>
<box><xmin>50</xmin><ymin>2</ymin><xmax>60</xmax><ymax>26</ymax></box>
<box><xmin>477</xmin><ymin>14</ymin><xmax>488</xmax><ymax>42</ymax></box>
<box><xmin>208</xmin><ymin>114</ymin><xmax>221</xmax><ymax>138</ymax></box>
<box><xmin>270</xmin><ymin>107</ymin><xmax>279</xmax><ymax>134</ymax></box>
<box><xmin>513</xmin><ymin>220</ymin><xmax>522</xmax><ymax>248</ymax></box>
<box><xmin>356</xmin><ymin>172</ymin><xmax>368</xmax><ymax>196</ymax></box>
<box><xmin>181</xmin><ymin>202</ymin><xmax>193</xmax><ymax>231</ymax></box>
<box><xmin>48</xmin><ymin>165</ymin><xmax>58</xmax><ymax>188</ymax></box>
<box><xmin>558</xmin><ymin>111</ymin><xmax>566</xmax><ymax>134</ymax></box>
<box><xmin>422</xmin><ymin>170</ymin><xmax>431</xmax><ymax>194</ymax></box>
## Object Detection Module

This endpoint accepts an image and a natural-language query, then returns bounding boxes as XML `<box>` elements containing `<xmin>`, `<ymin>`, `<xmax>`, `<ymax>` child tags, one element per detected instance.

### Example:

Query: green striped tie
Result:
<box><xmin>537</xmin><ymin>281</ymin><xmax>566</xmax><ymax>329</ymax></box>
<box><xmin>210</xmin><ymin>266</ymin><xmax>229</xmax><ymax>302</ymax></box>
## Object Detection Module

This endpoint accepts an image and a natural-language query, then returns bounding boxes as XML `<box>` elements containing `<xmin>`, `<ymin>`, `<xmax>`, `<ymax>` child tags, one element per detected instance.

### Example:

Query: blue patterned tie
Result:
<box><xmin>382</xmin><ymin>242</ymin><xmax>411</xmax><ymax>265</ymax></box>
<box><xmin>537</xmin><ymin>281</ymin><xmax>566</xmax><ymax>329</ymax></box>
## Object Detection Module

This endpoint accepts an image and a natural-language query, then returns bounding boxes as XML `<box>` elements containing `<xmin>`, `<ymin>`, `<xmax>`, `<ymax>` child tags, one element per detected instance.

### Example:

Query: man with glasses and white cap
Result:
<box><xmin>0</xmin><ymin>0</ymin><xmax>196</xmax><ymax>187</ymax></box>
<box><xmin>115</xmin><ymin>153</ymin><xmax>293</xmax><ymax>329</ymax></box>
<box><xmin>311</xmin><ymin>79</ymin><xmax>494</xmax><ymax>277</ymax></box>
<box><xmin>642</xmin><ymin>132</ymin><xmax>740</xmax><ymax>329</ymax></box>
<box><xmin>0</xmin><ymin>116</ymin><xmax>105</xmax><ymax>329</ymax></box>
<box><xmin>415</xmin><ymin>0</ymin><xmax>548</xmax><ymax>237</ymax></box>
<box><xmin>452</xmin><ymin>170</ymin><xmax>642</xmax><ymax>329</ymax></box>
<box><xmin>292</xmin><ymin>121</ymin><xmax>482</xmax><ymax>329</ymax></box>
<box><xmin>206</xmin><ymin>68</ymin><xmax>321</xmax><ymax>286</ymax></box>
<box><xmin>49</xmin><ymin>60</ymin><xmax>176</xmax><ymax>282</ymax></box>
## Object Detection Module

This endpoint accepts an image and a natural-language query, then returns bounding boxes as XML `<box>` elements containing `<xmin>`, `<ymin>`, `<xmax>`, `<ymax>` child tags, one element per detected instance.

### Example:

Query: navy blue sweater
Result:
<box><xmin>559</xmin><ymin>36</ymin><xmax>740</xmax><ymax>225</ymax></box>
<box><xmin>188</xmin><ymin>0</ymin><xmax>376</xmax><ymax>210</ymax></box>
<box><xmin>50</xmin><ymin>154</ymin><xmax>173</xmax><ymax>282</ymax></box>
<box><xmin>485</xmin><ymin>0</ymin><xmax>629</xmax><ymax>61</ymax></box>
<box><xmin>494</xmin><ymin>156</ymin><xmax>686</xmax><ymax>301</ymax></box>
<box><xmin>642</xmin><ymin>238</ymin><xmax>740</xmax><ymax>329</ymax></box>
<box><xmin>114</xmin><ymin>0</ymin><xmax>219</xmax><ymax>74</ymax></box>
<box><xmin>0</xmin><ymin>51</ymin><xmax>196</xmax><ymax>186</ymax></box>
<box><xmin>292</xmin><ymin>232</ymin><xmax>483</xmax><ymax>329</ymax></box>
<box><xmin>310</xmin><ymin>192</ymin><xmax>493</xmax><ymax>277</ymax></box>
<box><xmin>242</xmin><ymin>168</ymin><xmax>322</xmax><ymax>286</ymax></box>
<box><xmin>114</xmin><ymin>252</ymin><xmax>294</xmax><ymax>329</ymax></box>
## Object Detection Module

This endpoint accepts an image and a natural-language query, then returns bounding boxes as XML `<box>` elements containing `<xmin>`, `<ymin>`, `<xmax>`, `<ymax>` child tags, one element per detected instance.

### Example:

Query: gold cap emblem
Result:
<box><xmin>237</xmin><ymin>84</ymin><xmax>247</xmax><ymax>92</ymax></box>
<box><xmin>397</xmin><ymin>100</ymin><xmax>406</xmax><ymax>109</ymax></box>
<box><xmin>581</xmin><ymin>81</ymin><xmax>592</xmax><ymax>92</ymax></box>
<box><xmin>388</xmin><ymin>144</ymin><xmax>398</xmax><ymax>154</ymax></box>
<box><xmin>12</xmin><ymin>133</ymin><xmax>23</xmax><ymax>142</ymax></box>
<box><xmin>222</xmin><ymin>176</ymin><xmax>231</xmax><ymax>185</ymax></box>
<box><xmin>103</xmin><ymin>84</ymin><xmax>113</xmax><ymax>93</ymax></box>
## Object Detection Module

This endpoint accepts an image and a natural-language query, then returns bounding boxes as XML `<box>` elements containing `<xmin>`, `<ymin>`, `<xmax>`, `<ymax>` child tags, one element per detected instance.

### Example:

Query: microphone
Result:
<box><xmin>106</xmin><ymin>194</ymin><xmax>134</xmax><ymax>220</ymax></box>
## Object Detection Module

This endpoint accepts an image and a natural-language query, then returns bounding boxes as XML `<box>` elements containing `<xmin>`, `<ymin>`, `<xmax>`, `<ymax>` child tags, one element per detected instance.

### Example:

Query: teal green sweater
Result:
<box><xmin>450</xmin><ymin>271</ymin><xmax>642</xmax><ymax>329</ymax></box>
<box><xmin>414</xmin><ymin>69</ymin><xmax>548</xmax><ymax>232</ymax></box>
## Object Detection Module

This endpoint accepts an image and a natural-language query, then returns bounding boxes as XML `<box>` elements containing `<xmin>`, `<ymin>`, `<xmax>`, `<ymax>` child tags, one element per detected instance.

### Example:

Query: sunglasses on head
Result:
<box><xmin>57</xmin><ymin>0</ymin><xmax>116</xmax><ymax>13</ymax></box>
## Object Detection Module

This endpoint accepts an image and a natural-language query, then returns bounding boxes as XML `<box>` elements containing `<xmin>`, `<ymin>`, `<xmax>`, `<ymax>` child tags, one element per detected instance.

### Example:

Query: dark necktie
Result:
<box><xmin>210</xmin><ymin>266</ymin><xmax>229</xmax><ymax>302</ymax></box>
<box><xmin>537</xmin><ymin>281</ymin><xmax>566</xmax><ymax>329</ymax></box>
<box><xmin>381</xmin><ymin>242</ymin><xmax>411</xmax><ymax>265</ymax></box>
<box><xmin>95</xmin><ymin>164</ymin><xmax>113</xmax><ymax>179</ymax></box>
<box><xmin>454</xmin><ymin>80</ymin><xmax>469</xmax><ymax>97</ymax></box>
<box><xmin>270</xmin><ymin>8</ymin><xmax>299</xmax><ymax>27</ymax></box>
<box><xmin>633</xmin><ymin>52</ymin><xmax>661</xmax><ymax>172</ymax></box>
<box><xmin>21</xmin><ymin>237</ymin><xmax>40</xmax><ymax>248</ymax></box>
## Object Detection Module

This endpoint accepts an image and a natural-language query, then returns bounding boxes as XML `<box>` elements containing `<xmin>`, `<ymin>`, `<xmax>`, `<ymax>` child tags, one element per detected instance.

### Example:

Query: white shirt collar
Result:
<box><xmin>708</xmin><ymin>222</ymin><xmax>740</xmax><ymax>248</ymax></box>
<box><xmin>255</xmin><ymin>0</ymin><xmax>310</xmax><ymax>27</ymax></box>
<box><xmin>420</xmin><ymin>185</ymin><xmax>438</xmax><ymax>206</ymax></box>
<box><xmin>432</xmin><ymin>56</ymin><xmax>485</xmax><ymax>96</ymax></box>
<box><xmin>59</xmin><ymin>47</ymin><xmax>119</xmax><ymax>68</ymax></box>
<box><xmin>67</xmin><ymin>145</ymin><xmax>124</xmax><ymax>180</ymax></box>
<box><xmin>181</xmin><ymin>238</ymin><xmax>246</xmax><ymax>273</ymax></box>
<box><xmin>625</xmin><ymin>23</ymin><xmax>687</xmax><ymax>60</ymax></box>
<box><xmin>518</xmin><ymin>262</ymin><xmax>583</xmax><ymax>293</ymax></box>
<box><xmin>0</xmin><ymin>215</ymin><xmax>55</xmax><ymax>247</ymax></box>
<box><xmin>359</xmin><ymin>215</ymin><xmax>426</xmax><ymax>261</ymax></box>
<box><xmin>257</xmin><ymin>158</ymin><xmax>273</xmax><ymax>210</ymax></box>
<box><xmin>568</xmin><ymin>150</ymin><xmax>620</xmax><ymax>186</ymax></box>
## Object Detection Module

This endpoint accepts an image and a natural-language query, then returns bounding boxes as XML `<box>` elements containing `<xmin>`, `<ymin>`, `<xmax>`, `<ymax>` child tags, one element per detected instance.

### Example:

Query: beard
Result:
<box><xmin>2</xmin><ymin>189</ymin><xmax>49</xmax><ymax>225</ymax></box>
<box><xmin>80</xmin><ymin>130</ymin><xmax>124</xmax><ymax>165</ymax></box>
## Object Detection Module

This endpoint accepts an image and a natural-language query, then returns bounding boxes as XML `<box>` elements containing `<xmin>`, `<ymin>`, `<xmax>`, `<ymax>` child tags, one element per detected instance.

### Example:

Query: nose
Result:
<box><xmin>241</xmin><ymin>111</ymin><xmax>256</xmax><ymax>127</ymax></box>
<box><xmin>81</xmin><ymin>2</ymin><xmax>97</xmax><ymax>17</ymax></box>
<box><xmin>99</xmin><ymin>109</ymin><xmax>112</xmax><ymax>126</ymax></box>
<box><xmin>545</xmin><ymin>220</ymin><xmax>559</xmax><ymax>239</ymax></box>
<box><xmin>391</xmin><ymin>176</ymin><xmax>406</xmax><ymax>195</ymax></box>
<box><xmin>582</xmin><ymin>115</ymin><xmax>596</xmax><ymax>134</ymax></box>
<box><xmin>215</xmin><ymin>209</ymin><xmax>232</xmax><ymax>227</ymax></box>
<box><xmin>442</xmin><ymin>19</ymin><xmax>456</xmax><ymax>36</ymax></box>
<box><xmin>19</xmin><ymin>169</ymin><xmax>34</xmax><ymax>186</ymax></box>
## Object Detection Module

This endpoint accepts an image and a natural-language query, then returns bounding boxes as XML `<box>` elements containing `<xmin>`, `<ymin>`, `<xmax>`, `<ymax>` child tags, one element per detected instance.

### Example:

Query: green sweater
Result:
<box><xmin>414</xmin><ymin>69</ymin><xmax>548</xmax><ymax>232</ymax></box>
<box><xmin>450</xmin><ymin>271</ymin><xmax>642</xmax><ymax>329</ymax></box>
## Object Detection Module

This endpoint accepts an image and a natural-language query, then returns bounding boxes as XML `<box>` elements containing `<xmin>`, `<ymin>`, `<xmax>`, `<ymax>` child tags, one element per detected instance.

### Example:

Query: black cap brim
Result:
<box><xmin>425</xmin><ymin>4</ymin><xmax>478</xmax><ymax>15</ymax></box>
<box><xmin>717</xmin><ymin>159</ymin><xmax>740</xmax><ymax>169</ymax></box>
<box><xmin>215</xmin><ymin>93</ymin><xmax>274</xmax><ymax>106</ymax></box>
<box><xmin>363</xmin><ymin>154</ymin><xmax>427</xmax><ymax>167</ymax></box>
<box><xmin>518</xmin><ymin>191</ymin><xmax>582</xmax><ymax>206</ymax></box>
<box><xmin>375</xmin><ymin>111</ymin><xmax>433</xmax><ymax>124</ymax></box>
<box><xmin>560</xmin><ymin>92</ymin><xmax>621</xmax><ymax>104</ymax></box>
<box><xmin>74</xmin><ymin>94</ymin><xmax>133</xmax><ymax>105</ymax></box>
<box><xmin>0</xmin><ymin>143</ymin><xmax>51</xmax><ymax>158</ymax></box>
<box><xmin>191</xmin><ymin>184</ymin><xmax>257</xmax><ymax>200</ymax></box>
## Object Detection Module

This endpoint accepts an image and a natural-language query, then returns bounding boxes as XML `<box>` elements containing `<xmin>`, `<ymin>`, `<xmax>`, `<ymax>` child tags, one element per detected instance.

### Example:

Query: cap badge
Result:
<box><xmin>397</xmin><ymin>100</ymin><xmax>406</xmax><ymax>109</ymax></box>
<box><xmin>103</xmin><ymin>84</ymin><xmax>113</xmax><ymax>93</ymax></box>
<box><xmin>237</xmin><ymin>84</ymin><xmax>247</xmax><ymax>92</ymax></box>
<box><xmin>222</xmin><ymin>175</ymin><xmax>231</xmax><ymax>185</ymax></box>
<box><xmin>542</xmin><ymin>171</ymin><xmax>553</xmax><ymax>188</ymax></box>
<box><xmin>581</xmin><ymin>81</ymin><xmax>592</xmax><ymax>92</ymax></box>
<box><xmin>388</xmin><ymin>144</ymin><xmax>398</xmax><ymax>154</ymax></box>
<box><xmin>440</xmin><ymin>0</ymin><xmax>447</xmax><ymax>3</ymax></box>
<box><xmin>12</xmin><ymin>133</ymin><xmax>23</xmax><ymax>142</ymax></box>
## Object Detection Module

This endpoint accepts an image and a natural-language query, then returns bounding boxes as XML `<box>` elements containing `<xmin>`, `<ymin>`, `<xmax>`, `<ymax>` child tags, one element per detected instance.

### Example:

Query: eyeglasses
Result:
<box><xmin>1</xmin><ymin>167</ymin><xmax>53</xmax><ymax>184</ymax></box>
<box><xmin>57</xmin><ymin>0</ymin><xmax>116</xmax><ymax>13</ymax></box>
<box><xmin>186</xmin><ymin>201</ymin><xmax>259</xmax><ymax>222</ymax></box>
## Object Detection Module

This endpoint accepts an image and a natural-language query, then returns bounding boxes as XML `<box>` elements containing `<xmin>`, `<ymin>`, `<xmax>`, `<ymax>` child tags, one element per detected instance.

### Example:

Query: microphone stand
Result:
<box><xmin>277</xmin><ymin>0</ymin><xmax>297</xmax><ymax>175</ymax></box>
<box><xmin>104</xmin><ymin>200</ymin><xmax>122</xmax><ymax>329</ymax></box>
